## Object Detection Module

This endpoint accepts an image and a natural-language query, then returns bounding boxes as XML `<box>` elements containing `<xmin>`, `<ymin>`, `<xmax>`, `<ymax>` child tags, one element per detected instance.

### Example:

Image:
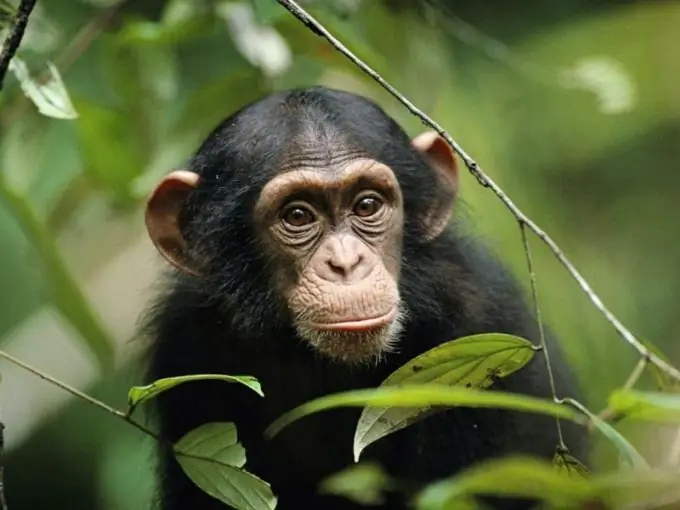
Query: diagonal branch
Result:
<box><xmin>0</xmin><ymin>0</ymin><xmax>37</xmax><ymax>90</ymax></box>
<box><xmin>275</xmin><ymin>0</ymin><xmax>680</xmax><ymax>381</ymax></box>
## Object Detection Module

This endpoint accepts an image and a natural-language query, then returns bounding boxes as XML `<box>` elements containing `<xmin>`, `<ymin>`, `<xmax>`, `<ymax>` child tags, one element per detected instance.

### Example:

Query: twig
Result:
<box><xmin>275</xmin><ymin>0</ymin><xmax>680</xmax><ymax>382</ymax></box>
<box><xmin>520</xmin><ymin>223</ymin><xmax>565</xmax><ymax>448</ymax></box>
<box><xmin>0</xmin><ymin>420</ymin><xmax>7</xmax><ymax>510</ymax></box>
<box><xmin>589</xmin><ymin>357</ymin><xmax>648</xmax><ymax>432</ymax></box>
<box><xmin>0</xmin><ymin>350</ymin><xmax>160</xmax><ymax>441</ymax></box>
<box><xmin>0</xmin><ymin>0</ymin><xmax>37</xmax><ymax>90</ymax></box>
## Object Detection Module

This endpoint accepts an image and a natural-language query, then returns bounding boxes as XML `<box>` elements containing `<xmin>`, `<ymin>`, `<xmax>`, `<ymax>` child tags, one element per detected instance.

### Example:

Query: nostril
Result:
<box><xmin>327</xmin><ymin>259</ymin><xmax>347</xmax><ymax>276</ymax></box>
<box><xmin>328</xmin><ymin>252</ymin><xmax>362</xmax><ymax>276</ymax></box>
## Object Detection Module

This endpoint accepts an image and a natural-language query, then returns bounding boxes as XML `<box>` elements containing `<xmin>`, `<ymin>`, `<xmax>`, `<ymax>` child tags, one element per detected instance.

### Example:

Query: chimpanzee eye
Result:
<box><xmin>282</xmin><ymin>206</ymin><xmax>315</xmax><ymax>227</ymax></box>
<box><xmin>353</xmin><ymin>196</ymin><xmax>383</xmax><ymax>218</ymax></box>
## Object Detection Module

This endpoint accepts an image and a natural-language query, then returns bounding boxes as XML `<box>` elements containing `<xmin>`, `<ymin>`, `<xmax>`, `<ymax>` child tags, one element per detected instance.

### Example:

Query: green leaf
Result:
<box><xmin>354</xmin><ymin>334</ymin><xmax>537</xmax><ymax>461</ymax></box>
<box><xmin>553</xmin><ymin>448</ymin><xmax>589</xmax><ymax>479</ymax></box>
<box><xmin>174</xmin><ymin>422</ymin><xmax>246</xmax><ymax>468</ymax></box>
<box><xmin>8</xmin><ymin>58</ymin><xmax>78</xmax><ymax>120</ymax></box>
<box><xmin>266</xmin><ymin>385</ymin><xmax>584</xmax><ymax>440</ymax></box>
<box><xmin>127</xmin><ymin>374</ymin><xmax>263</xmax><ymax>414</ymax></box>
<box><xmin>571</xmin><ymin>400</ymin><xmax>649</xmax><ymax>471</ymax></box>
<box><xmin>319</xmin><ymin>462</ymin><xmax>391</xmax><ymax>506</ymax></box>
<box><xmin>609</xmin><ymin>389</ymin><xmax>680</xmax><ymax>423</ymax></box>
<box><xmin>416</xmin><ymin>456</ymin><xmax>594</xmax><ymax>510</ymax></box>
<box><xmin>174</xmin><ymin>422</ymin><xmax>277</xmax><ymax>510</ymax></box>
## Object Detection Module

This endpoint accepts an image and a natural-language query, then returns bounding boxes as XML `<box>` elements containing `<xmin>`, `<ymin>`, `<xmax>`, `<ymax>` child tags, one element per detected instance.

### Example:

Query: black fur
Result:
<box><xmin>142</xmin><ymin>87</ymin><xmax>586</xmax><ymax>510</ymax></box>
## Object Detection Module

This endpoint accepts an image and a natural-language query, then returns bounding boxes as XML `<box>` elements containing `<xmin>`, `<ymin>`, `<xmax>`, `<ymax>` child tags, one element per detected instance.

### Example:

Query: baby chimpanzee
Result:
<box><xmin>142</xmin><ymin>86</ymin><xmax>585</xmax><ymax>510</ymax></box>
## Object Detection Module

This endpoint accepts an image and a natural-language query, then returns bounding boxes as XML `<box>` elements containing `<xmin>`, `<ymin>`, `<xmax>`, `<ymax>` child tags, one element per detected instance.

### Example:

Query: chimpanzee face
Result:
<box><xmin>251</xmin><ymin>157</ymin><xmax>406</xmax><ymax>364</ymax></box>
<box><xmin>144</xmin><ymin>91</ymin><xmax>458</xmax><ymax>365</ymax></box>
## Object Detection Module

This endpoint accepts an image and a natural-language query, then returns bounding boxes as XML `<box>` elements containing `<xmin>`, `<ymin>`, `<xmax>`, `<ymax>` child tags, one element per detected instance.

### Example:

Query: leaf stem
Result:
<box><xmin>519</xmin><ymin>224</ymin><xmax>565</xmax><ymax>448</ymax></box>
<box><xmin>0</xmin><ymin>350</ymin><xmax>159</xmax><ymax>441</ymax></box>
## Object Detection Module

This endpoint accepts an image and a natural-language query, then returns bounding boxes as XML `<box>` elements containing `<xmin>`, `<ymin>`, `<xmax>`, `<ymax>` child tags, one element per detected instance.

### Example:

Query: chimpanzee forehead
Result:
<box><xmin>278</xmin><ymin>142</ymin><xmax>371</xmax><ymax>173</ymax></box>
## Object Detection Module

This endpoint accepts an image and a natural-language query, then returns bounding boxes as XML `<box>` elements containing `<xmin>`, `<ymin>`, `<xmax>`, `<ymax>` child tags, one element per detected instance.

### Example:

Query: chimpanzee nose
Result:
<box><xmin>318</xmin><ymin>235</ymin><xmax>372</xmax><ymax>283</ymax></box>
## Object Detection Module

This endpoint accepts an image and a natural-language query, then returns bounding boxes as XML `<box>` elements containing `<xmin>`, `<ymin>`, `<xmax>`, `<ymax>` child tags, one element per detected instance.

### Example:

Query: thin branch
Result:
<box><xmin>0</xmin><ymin>350</ymin><xmax>160</xmax><ymax>441</ymax></box>
<box><xmin>275</xmin><ymin>0</ymin><xmax>680</xmax><ymax>382</ymax></box>
<box><xmin>622</xmin><ymin>356</ymin><xmax>650</xmax><ymax>390</ymax></box>
<box><xmin>0</xmin><ymin>0</ymin><xmax>37</xmax><ymax>90</ymax></box>
<box><xmin>520</xmin><ymin>223</ymin><xmax>565</xmax><ymax>448</ymax></box>
<box><xmin>0</xmin><ymin>421</ymin><xmax>7</xmax><ymax>510</ymax></box>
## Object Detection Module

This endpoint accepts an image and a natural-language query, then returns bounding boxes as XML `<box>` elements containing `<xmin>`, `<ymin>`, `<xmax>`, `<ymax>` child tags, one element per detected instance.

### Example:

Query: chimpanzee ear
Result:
<box><xmin>145</xmin><ymin>170</ymin><xmax>203</xmax><ymax>276</ymax></box>
<box><xmin>411</xmin><ymin>130</ymin><xmax>459</xmax><ymax>240</ymax></box>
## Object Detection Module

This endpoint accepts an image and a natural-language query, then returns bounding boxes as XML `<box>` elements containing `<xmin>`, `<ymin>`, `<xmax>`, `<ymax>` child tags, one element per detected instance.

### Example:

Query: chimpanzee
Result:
<box><xmin>141</xmin><ymin>86</ymin><xmax>586</xmax><ymax>510</ymax></box>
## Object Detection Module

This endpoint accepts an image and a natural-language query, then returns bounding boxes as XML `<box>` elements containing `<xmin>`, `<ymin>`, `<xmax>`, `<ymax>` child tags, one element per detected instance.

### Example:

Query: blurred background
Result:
<box><xmin>0</xmin><ymin>0</ymin><xmax>679</xmax><ymax>508</ymax></box>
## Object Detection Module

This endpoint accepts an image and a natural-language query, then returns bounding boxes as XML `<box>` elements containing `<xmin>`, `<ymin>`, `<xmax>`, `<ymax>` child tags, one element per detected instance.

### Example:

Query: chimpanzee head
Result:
<box><xmin>144</xmin><ymin>87</ymin><xmax>458</xmax><ymax>364</ymax></box>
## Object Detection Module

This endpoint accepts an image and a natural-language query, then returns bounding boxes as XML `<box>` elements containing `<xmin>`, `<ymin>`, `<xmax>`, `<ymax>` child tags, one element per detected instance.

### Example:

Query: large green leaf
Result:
<box><xmin>609</xmin><ymin>389</ymin><xmax>680</xmax><ymax>423</ymax></box>
<box><xmin>174</xmin><ymin>422</ymin><xmax>277</xmax><ymax>510</ymax></box>
<box><xmin>127</xmin><ymin>374</ymin><xmax>263</xmax><ymax>415</ymax></box>
<box><xmin>354</xmin><ymin>334</ymin><xmax>537</xmax><ymax>460</ymax></box>
<box><xmin>266</xmin><ymin>385</ymin><xmax>584</xmax><ymax>439</ymax></box>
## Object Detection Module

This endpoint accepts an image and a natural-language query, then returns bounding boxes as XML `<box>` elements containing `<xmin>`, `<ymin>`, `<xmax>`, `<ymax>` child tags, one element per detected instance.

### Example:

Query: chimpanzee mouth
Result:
<box><xmin>310</xmin><ymin>306</ymin><xmax>398</xmax><ymax>332</ymax></box>
<box><xmin>296</xmin><ymin>306</ymin><xmax>406</xmax><ymax>365</ymax></box>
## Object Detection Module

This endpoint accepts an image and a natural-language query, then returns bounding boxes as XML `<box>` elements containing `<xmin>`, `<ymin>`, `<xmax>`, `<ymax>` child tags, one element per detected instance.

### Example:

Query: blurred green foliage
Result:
<box><xmin>1</xmin><ymin>0</ymin><xmax>679</xmax><ymax>508</ymax></box>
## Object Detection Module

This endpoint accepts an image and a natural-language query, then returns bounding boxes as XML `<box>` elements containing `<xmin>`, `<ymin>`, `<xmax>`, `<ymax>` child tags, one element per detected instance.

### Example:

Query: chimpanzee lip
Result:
<box><xmin>311</xmin><ymin>307</ymin><xmax>398</xmax><ymax>332</ymax></box>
